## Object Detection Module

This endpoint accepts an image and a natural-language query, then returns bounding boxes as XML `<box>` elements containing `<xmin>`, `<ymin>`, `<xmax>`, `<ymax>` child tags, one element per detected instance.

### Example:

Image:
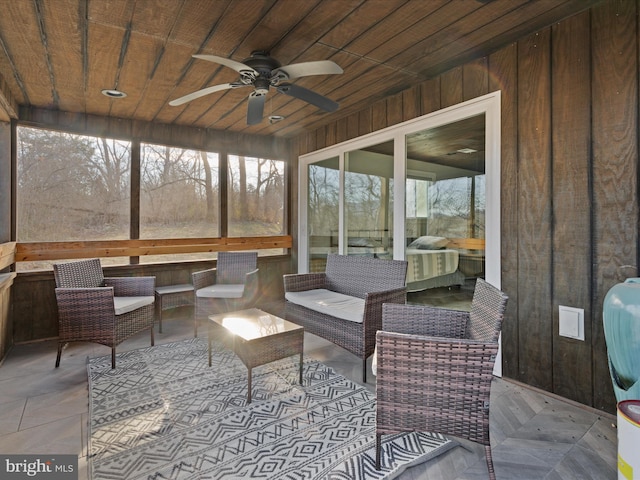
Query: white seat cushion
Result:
<box><xmin>113</xmin><ymin>296</ymin><xmax>154</xmax><ymax>316</ymax></box>
<box><xmin>285</xmin><ymin>288</ymin><xmax>365</xmax><ymax>323</ymax></box>
<box><xmin>197</xmin><ymin>284</ymin><xmax>245</xmax><ymax>299</ymax></box>
<box><xmin>155</xmin><ymin>284</ymin><xmax>194</xmax><ymax>295</ymax></box>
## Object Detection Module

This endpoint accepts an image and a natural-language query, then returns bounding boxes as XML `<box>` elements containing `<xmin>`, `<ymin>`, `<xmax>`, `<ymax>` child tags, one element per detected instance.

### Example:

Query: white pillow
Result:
<box><xmin>408</xmin><ymin>235</ymin><xmax>449</xmax><ymax>250</ymax></box>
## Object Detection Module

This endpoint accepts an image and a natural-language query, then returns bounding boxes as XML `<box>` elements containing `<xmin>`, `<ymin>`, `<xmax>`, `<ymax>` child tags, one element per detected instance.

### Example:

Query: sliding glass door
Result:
<box><xmin>298</xmin><ymin>92</ymin><xmax>500</xmax><ymax>292</ymax></box>
<box><xmin>344</xmin><ymin>141</ymin><xmax>394</xmax><ymax>259</ymax></box>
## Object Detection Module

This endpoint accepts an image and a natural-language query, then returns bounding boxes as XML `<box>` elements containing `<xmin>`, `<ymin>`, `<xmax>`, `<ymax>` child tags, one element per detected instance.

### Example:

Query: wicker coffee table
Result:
<box><xmin>208</xmin><ymin>308</ymin><xmax>304</xmax><ymax>403</ymax></box>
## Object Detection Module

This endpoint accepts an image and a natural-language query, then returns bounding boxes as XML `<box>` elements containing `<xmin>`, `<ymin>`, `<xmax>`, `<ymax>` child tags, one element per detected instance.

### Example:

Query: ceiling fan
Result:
<box><xmin>169</xmin><ymin>51</ymin><xmax>343</xmax><ymax>125</ymax></box>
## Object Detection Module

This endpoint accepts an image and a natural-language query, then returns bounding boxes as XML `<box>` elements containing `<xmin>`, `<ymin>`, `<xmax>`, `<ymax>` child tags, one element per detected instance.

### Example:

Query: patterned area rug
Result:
<box><xmin>87</xmin><ymin>337</ymin><xmax>456</xmax><ymax>480</ymax></box>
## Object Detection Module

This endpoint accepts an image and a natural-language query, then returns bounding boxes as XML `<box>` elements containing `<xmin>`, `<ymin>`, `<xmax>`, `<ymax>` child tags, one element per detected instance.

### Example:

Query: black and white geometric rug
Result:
<box><xmin>87</xmin><ymin>337</ymin><xmax>457</xmax><ymax>480</ymax></box>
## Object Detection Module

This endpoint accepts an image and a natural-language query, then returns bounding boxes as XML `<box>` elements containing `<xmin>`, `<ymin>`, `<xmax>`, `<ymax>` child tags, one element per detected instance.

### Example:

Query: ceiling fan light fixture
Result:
<box><xmin>101</xmin><ymin>88</ymin><xmax>127</xmax><ymax>98</ymax></box>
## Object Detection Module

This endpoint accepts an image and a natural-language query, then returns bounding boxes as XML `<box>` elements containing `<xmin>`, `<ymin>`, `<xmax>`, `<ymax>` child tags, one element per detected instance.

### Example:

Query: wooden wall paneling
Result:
<box><xmin>591</xmin><ymin>0</ymin><xmax>638</xmax><ymax>412</ymax></box>
<box><xmin>346</xmin><ymin>112</ymin><xmax>360</xmax><ymax>141</ymax></box>
<box><xmin>462</xmin><ymin>57</ymin><xmax>489</xmax><ymax>101</ymax></box>
<box><xmin>489</xmin><ymin>43</ymin><xmax>519</xmax><ymax>379</ymax></box>
<box><xmin>336</xmin><ymin>116</ymin><xmax>349</xmax><ymax>144</ymax></box>
<box><xmin>440</xmin><ymin>66</ymin><xmax>463</xmax><ymax>108</ymax></box>
<box><xmin>516</xmin><ymin>28</ymin><xmax>553</xmax><ymax>391</ymax></box>
<box><xmin>358</xmin><ymin>107</ymin><xmax>372</xmax><ymax>137</ymax></box>
<box><xmin>420</xmin><ymin>77</ymin><xmax>441</xmax><ymax>115</ymax></box>
<box><xmin>550</xmin><ymin>13</ymin><xmax>593</xmax><ymax>404</ymax></box>
<box><xmin>402</xmin><ymin>86</ymin><xmax>421</xmax><ymax>122</ymax></box>
<box><xmin>386</xmin><ymin>92</ymin><xmax>403</xmax><ymax>126</ymax></box>
<box><xmin>305</xmin><ymin>131</ymin><xmax>317</xmax><ymax>155</ymax></box>
<box><xmin>315</xmin><ymin>126</ymin><xmax>327</xmax><ymax>151</ymax></box>
<box><xmin>0</xmin><ymin>122</ymin><xmax>11</xmax><ymax>243</ymax></box>
<box><xmin>371</xmin><ymin>98</ymin><xmax>387</xmax><ymax>132</ymax></box>
<box><xmin>325</xmin><ymin>122</ymin><xmax>337</xmax><ymax>148</ymax></box>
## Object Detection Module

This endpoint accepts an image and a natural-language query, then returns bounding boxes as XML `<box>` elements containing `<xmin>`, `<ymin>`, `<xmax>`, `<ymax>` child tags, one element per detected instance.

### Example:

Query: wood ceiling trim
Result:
<box><xmin>0</xmin><ymin>70</ymin><xmax>18</xmax><ymax>120</ymax></box>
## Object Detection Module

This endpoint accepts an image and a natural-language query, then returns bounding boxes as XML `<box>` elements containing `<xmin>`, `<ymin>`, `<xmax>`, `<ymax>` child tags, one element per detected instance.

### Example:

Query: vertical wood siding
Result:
<box><xmin>294</xmin><ymin>0</ymin><xmax>638</xmax><ymax>413</ymax></box>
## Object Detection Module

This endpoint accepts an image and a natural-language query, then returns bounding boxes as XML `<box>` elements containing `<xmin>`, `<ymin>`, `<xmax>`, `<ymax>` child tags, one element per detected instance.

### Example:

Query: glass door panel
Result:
<box><xmin>307</xmin><ymin>157</ymin><xmax>339</xmax><ymax>272</ymax></box>
<box><xmin>405</xmin><ymin>114</ymin><xmax>486</xmax><ymax>308</ymax></box>
<box><xmin>344</xmin><ymin>141</ymin><xmax>394</xmax><ymax>259</ymax></box>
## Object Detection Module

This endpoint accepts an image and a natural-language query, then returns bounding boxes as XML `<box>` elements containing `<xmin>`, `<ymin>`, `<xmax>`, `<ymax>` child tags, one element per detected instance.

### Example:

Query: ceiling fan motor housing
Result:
<box><xmin>243</xmin><ymin>51</ymin><xmax>282</xmax><ymax>92</ymax></box>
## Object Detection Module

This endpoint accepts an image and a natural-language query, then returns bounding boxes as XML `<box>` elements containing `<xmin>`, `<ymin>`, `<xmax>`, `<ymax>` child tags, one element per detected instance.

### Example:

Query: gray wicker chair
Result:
<box><xmin>53</xmin><ymin>258</ymin><xmax>155</xmax><ymax>369</ymax></box>
<box><xmin>192</xmin><ymin>251</ymin><xmax>259</xmax><ymax>336</ymax></box>
<box><xmin>284</xmin><ymin>253</ymin><xmax>408</xmax><ymax>382</ymax></box>
<box><xmin>374</xmin><ymin>278</ymin><xmax>508</xmax><ymax>479</ymax></box>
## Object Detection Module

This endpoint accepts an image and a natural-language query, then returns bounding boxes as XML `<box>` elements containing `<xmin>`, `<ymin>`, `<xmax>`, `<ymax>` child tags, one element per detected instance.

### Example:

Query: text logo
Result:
<box><xmin>1</xmin><ymin>455</ymin><xmax>77</xmax><ymax>480</ymax></box>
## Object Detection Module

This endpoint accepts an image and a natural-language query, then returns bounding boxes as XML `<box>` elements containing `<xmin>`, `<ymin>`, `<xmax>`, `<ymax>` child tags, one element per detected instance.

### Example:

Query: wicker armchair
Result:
<box><xmin>192</xmin><ymin>251</ymin><xmax>259</xmax><ymax>336</ymax></box>
<box><xmin>374</xmin><ymin>278</ymin><xmax>508</xmax><ymax>479</ymax></box>
<box><xmin>53</xmin><ymin>258</ymin><xmax>155</xmax><ymax>369</ymax></box>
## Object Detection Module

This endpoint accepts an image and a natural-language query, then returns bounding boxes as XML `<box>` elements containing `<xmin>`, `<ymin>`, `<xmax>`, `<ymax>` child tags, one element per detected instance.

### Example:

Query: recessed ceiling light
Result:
<box><xmin>101</xmin><ymin>89</ymin><xmax>127</xmax><ymax>99</ymax></box>
<box><xmin>456</xmin><ymin>148</ymin><xmax>477</xmax><ymax>154</ymax></box>
<box><xmin>269</xmin><ymin>115</ymin><xmax>285</xmax><ymax>124</ymax></box>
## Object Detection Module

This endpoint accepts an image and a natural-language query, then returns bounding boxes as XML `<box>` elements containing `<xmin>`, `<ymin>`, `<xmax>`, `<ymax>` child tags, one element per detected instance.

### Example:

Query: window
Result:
<box><xmin>17</xmin><ymin>126</ymin><xmax>131</xmax><ymax>269</ymax></box>
<box><xmin>140</xmin><ymin>143</ymin><xmax>220</xmax><ymax>263</ymax></box>
<box><xmin>228</xmin><ymin>155</ymin><xmax>285</xmax><ymax>250</ymax></box>
<box><xmin>15</xmin><ymin>126</ymin><xmax>289</xmax><ymax>270</ymax></box>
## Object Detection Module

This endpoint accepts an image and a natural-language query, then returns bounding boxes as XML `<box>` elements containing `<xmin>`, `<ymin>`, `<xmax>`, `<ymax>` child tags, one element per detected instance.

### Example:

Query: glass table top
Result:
<box><xmin>209</xmin><ymin>308</ymin><xmax>303</xmax><ymax>341</ymax></box>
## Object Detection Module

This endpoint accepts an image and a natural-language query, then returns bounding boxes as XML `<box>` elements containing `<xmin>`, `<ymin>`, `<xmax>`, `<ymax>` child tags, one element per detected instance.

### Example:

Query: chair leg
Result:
<box><xmin>485</xmin><ymin>444</ymin><xmax>496</xmax><ymax>480</ymax></box>
<box><xmin>111</xmin><ymin>348</ymin><xmax>116</xmax><ymax>369</ymax></box>
<box><xmin>375</xmin><ymin>434</ymin><xmax>382</xmax><ymax>470</ymax></box>
<box><xmin>150</xmin><ymin>325</ymin><xmax>155</xmax><ymax>346</ymax></box>
<box><xmin>55</xmin><ymin>343</ymin><xmax>63</xmax><ymax>368</ymax></box>
<box><xmin>362</xmin><ymin>358</ymin><xmax>367</xmax><ymax>383</ymax></box>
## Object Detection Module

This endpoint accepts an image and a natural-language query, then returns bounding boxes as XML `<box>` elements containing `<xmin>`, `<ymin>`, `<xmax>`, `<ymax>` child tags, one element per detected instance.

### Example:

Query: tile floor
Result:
<box><xmin>0</xmin><ymin>303</ymin><xmax>619</xmax><ymax>479</ymax></box>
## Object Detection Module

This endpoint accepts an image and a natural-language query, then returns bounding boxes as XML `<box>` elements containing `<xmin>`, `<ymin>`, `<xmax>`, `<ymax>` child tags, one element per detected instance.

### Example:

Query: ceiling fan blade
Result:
<box><xmin>277</xmin><ymin>84</ymin><xmax>339</xmax><ymax>112</ymax></box>
<box><xmin>247</xmin><ymin>91</ymin><xmax>266</xmax><ymax>125</ymax></box>
<box><xmin>272</xmin><ymin>60</ymin><xmax>343</xmax><ymax>82</ymax></box>
<box><xmin>169</xmin><ymin>83</ymin><xmax>246</xmax><ymax>106</ymax></box>
<box><xmin>192</xmin><ymin>54</ymin><xmax>258</xmax><ymax>77</ymax></box>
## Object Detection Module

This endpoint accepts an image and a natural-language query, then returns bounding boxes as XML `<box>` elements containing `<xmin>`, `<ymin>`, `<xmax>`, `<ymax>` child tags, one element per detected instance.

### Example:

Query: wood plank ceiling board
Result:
<box><xmin>109</xmin><ymin>32</ymin><xmax>166</xmax><ymax>119</ymax></box>
<box><xmin>40</xmin><ymin>0</ymin><xmax>85</xmax><ymax>112</ymax></box>
<box><xmin>336</xmin><ymin>0</ymin><xmax>450</xmax><ymax>59</ymax></box>
<box><xmin>182</xmin><ymin>0</ymin><xmax>326</xmax><ymax>128</ymax></box>
<box><xmin>318</xmin><ymin>0</ymin><xmax>408</xmax><ymax>52</ymax></box>
<box><xmin>156</xmin><ymin>0</ymin><xmax>278</xmax><ymax>126</ymax></box>
<box><xmin>85</xmin><ymin>22</ymin><xmax>127</xmax><ymax>117</ymax></box>
<box><xmin>417</xmin><ymin>0</ymin><xmax>601</xmax><ymax>78</ymax></box>
<box><xmin>0</xmin><ymin>0</ymin><xmax>608</xmax><ymax>137</ymax></box>
<box><xmin>365</xmin><ymin>1</ymin><xmax>485</xmax><ymax>70</ymax></box>
<box><xmin>0</xmin><ymin>1</ymin><xmax>52</xmax><ymax>107</ymax></box>
<box><xmin>129</xmin><ymin>0</ymin><xmax>186</xmax><ymax>39</ymax></box>
<box><xmin>272</xmin><ymin>0</ymin><xmax>366</xmax><ymax>62</ymax></box>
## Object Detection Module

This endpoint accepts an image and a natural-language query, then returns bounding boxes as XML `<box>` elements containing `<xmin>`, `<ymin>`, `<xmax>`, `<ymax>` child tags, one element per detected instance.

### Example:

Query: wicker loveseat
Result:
<box><xmin>283</xmin><ymin>253</ymin><xmax>408</xmax><ymax>382</ymax></box>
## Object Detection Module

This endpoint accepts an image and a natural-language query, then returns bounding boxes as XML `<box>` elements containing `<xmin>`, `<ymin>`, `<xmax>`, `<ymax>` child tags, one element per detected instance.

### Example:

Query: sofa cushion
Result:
<box><xmin>285</xmin><ymin>288</ymin><xmax>365</xmax><ymax>323</ymax></box>
<box><xmin>113</xmin><ymin>296</ymin><xmax>154</xmax><ymax>316</ymax></box>
<box><xmin>197</xmin><ymin>284</ymin><xmax>245</xmax><ymax>299</ymax></box>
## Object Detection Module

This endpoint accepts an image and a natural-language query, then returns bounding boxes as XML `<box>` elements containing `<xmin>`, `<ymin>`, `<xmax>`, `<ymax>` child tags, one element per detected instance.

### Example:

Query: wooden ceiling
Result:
<box><xmin>0</xmin><ymin>0</ymin><xmax>602</xmax><ymax>138</ymax></box>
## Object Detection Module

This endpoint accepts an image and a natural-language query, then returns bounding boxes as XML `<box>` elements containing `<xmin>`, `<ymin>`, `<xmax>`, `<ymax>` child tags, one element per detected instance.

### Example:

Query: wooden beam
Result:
<box><xmin>0</xmin><ymin>71</ymin><xmax>18</xmax><ymax>120</ymax></box>
<box><xmin>0</xmin><ymin>242</ymin><xmax>16</xmax><ymax>270</ymax></box>
<box><xmin>15</xmin><ymin>236</ymin><xmax>293</xmax><ymax>262</ymax></box>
